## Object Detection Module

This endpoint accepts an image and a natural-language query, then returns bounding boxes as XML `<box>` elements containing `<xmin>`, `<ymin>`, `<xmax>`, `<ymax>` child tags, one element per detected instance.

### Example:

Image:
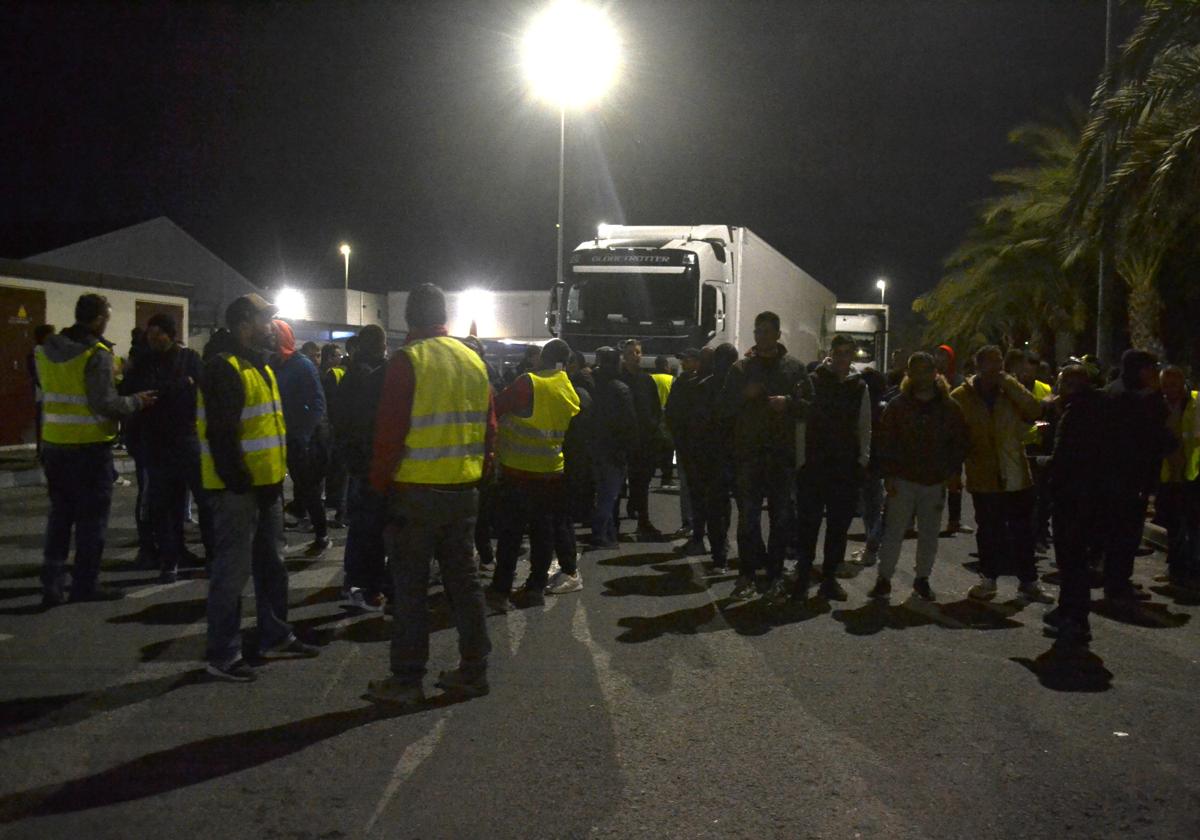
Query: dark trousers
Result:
<box><xmin>554</xmin><ymin>507</ymin><xmax>579</xmax><ymax>574</ymax></box>
<box><xmin>735</xmin><ymin>455</ymin><xmax>793</xmax><ymax>580</ymax></box>
<box><xmin>322</xmin><ymin>436</ymin><xmax>348</xmax><ymax>517</ymax></box>
<box><xmin>41</xmin><ymin>444</ymin><xmax>116</xmax><ymax>597</ymax></box>
<box><xmin>972</xmin><ymin>488</ymin><xmax>1037</xmax><ymax>583</ymax></box>
<box><xmin>1101</xmin><ymin>490</ymin><xmax>1149</xmax><ymax>596</ymax></box>
<box><xmin>1156</xmin><ymin>481</ymin><xmax>1200</xmax><ymax>580</ymax></box>
<box><xmin>679</xmin><ymin>450</ymin><xmax>707</xmax><ymax>540</ymax></box>
<box><xmin>1031</xmin><ymin>454</ymin><xmax>1053</xmax><ymax>545</ymax></box>
<box><xmin>286</xmin><ymin>434</ymin><xmax>328</xmax><ymax>540</ymax></box>
<box><xmin>492</xmin><ymin>476</ymin><xmax>562</xmax><ymax>593</ymax></box>
<box><xmin>947</xmin><ymin>486</ymin><xmax>963</xmax><ymax>525</ymax></box>
<box><xmin>130</xmin><ymin>447</ymin><xmax>156</xmax><ymax>556</ymax></box>
<box><xmin>387</xmin><ymin>485</ymin><xmax>490</xmax><ymax>684</ymax></box>
<box><xmin>344</xmin><ymin>476</ymin><xmax>388</xmax><ymax>594</ymax></box>
<box><xmin>795</xmin><ymin>461</ymin><xmax>861</xmax><ymax>581</ymax></box>
<box><xmin>689</xmin><ymin>451</ymin><xmax>732</xmax><ymax>563</ymax></box>
<box><xmin>206</xmin><ymin>485</ymin><xmax>292</xmax><ymax>666</ymax></box>
<box><xmin>474</xmin><ymin>479</ymin><xmax>496</xmax><ymax>564</ymax></box>
<box><xmin>146</xmin><ymin>438</ymin><xmax>210</xmax><ymax>569</ymax></box>
<box><xmin>590</xmin><ymin>458</ymin><xmax>624</xmax><ymax>545</ymax></box>
<box><xmin>626</xmin><ymin>450</ymin><xmax>653</xmax><ymax>525</ymax></box>
<box><xmin>1053</xmin><ymin>497</ymin><xmax>1095</xmax><ymax>625</ymax></box>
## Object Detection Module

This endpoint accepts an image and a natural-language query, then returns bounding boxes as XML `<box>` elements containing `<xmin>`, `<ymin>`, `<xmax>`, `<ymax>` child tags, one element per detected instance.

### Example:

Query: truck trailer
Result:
<box><xmin>833</xmin><ymin>302</ymin><xmax>890</xmax><ymax>372</ymax></box>
<box><xmin>547</xmin><ymin>225</ymin><xmax>836</xmax><ymax>361</ymax></box>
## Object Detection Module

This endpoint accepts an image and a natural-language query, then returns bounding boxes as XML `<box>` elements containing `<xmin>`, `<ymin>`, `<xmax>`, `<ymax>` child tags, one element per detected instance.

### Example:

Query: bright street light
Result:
<box><xmin>339</xmin><ymin>243</ymin><xmax>351</xmax><ymax>291</ymax></box>
<box><xmin>876</xmin><ymin>277</ymin><xmax>887</xmax><ymax>304</ymax></box>
<box><xmin>521</xmin><ymin>0</ymin><xmax>622</xmax><ymax>290</ymax></box>
<box><xmin>275</xmin><ymin>287</ymin><xmax>309</xmax><ymax>321</ymax></box>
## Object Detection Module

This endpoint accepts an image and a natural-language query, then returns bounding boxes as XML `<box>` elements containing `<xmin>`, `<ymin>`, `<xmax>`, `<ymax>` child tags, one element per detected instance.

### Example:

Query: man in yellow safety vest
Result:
<box><xmin>366</xmin><ymin>283</ymin><xmax>495</xmax><ymax>707</ymax></box>
<box><xmin>199</xmin><ymin>293</ymin><xmax>319</xmax><ymax>682</ymax></box>
<box><xmin>35</xmin><ymin>293</ymin><xmax>156</xmax><ymax>606</ymax></box>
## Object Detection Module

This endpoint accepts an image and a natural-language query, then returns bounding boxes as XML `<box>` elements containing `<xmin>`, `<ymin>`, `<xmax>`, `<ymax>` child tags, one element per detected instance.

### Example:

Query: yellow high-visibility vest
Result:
<box><xmin>197</xmin><ymin>354</ymin><xmax>288</xmax><ymax>490</ymax></box>
<box><xmin>394</xmin><ymin>336</ymin><xmax>490</xmax><ymax>485</ymax></box>
<box><xmin>1022</xmin><ymin>378</ymin><xmax>1053</xmax><ymax>446</ymax></box>
<box><xmin>651</xmin><ymin>372</ymin><xmax>673</xmax><ymax>409</ymax></box>
<box><xmin>1162</xmin><ymin>391</ymin><xmax>1200</xmax><ymax>484</ymax></box>
<box><xmin>35</xmin><ymin>343</ymin><xmax>119</xmax><ymax>445</ymax></box>
<box><xmin>498</xmin><ymin>370</ymin><xmax>581</xmax><ymax>474</ymax></box>
<box><xmin>330</xmin><ymin>367</ymin><xmax>346</xmax><ymax>384</ymax></box>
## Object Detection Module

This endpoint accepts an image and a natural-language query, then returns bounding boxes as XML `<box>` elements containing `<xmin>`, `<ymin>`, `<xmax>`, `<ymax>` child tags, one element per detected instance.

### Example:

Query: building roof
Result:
<box><xmin>0</xmin><ymin>258</ymin><xmax>192</xmax><ymax>299</ymax></box>
<box><xmin>26</xmin><ymin>217</ymin><xmax>258</xmax><ymax>326</ymax></box>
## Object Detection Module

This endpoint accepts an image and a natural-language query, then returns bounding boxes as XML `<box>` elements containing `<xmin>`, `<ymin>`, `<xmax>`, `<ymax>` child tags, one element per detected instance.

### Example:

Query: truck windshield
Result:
<box><xmin>566</xmin><ymin>271</ymin><xmax>697</xmax><ymax>326</ymax></box>
<box><xmin>847</xmin><ymin>333</ymin><xmax>879</xmax><ymax>364</ymax></box>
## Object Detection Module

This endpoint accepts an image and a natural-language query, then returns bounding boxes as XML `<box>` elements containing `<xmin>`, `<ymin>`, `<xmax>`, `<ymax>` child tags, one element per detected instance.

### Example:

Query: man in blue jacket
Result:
<box><xmin>273</xmin><ymin>319</ymin><xmax>328</xmax><ymax>557</ymax></box>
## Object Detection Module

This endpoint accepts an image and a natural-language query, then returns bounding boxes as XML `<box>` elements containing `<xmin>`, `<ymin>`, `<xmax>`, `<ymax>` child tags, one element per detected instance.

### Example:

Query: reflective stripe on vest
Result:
<box><xmin>651</xmin><ymin>372</ymin><xmax>673</xmax><ymax>409</ymax></box>
<box><xmin>1022</xmin><ymin>379</ymin><xmax>1053</xmax><ymax>446</ymax></box>
<box><xmin>395</xmin><ymin>336</ymin><xmax>490</xmax><ymax>485</ymax></box>
<box><xmin>498</xmin><ymin>369</ymin><xmax>581</xmax><ymax>474</ymax></box>
<box><xmin>197</xmin><ymin>354</ymin><xmax>288</xmax><ymax>489</ymax></box>
<box><xmin>1162</xmin><ymin>391</ymin><xmax>1200</xmax><ymax>484</ymax></box>
<box><xmin>34</xmin><ymin>344</ymin><xmax>119</xmax><ymax>444</ymax></box>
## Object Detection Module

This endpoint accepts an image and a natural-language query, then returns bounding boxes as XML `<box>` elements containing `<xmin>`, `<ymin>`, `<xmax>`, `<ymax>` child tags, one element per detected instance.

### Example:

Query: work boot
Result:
<box><xmin>868</xmin><ymin>576</ymin><xmax>891</xmax><ymax>599</ymax></box>
<box><xmin>818</xmin><ymin>579</ymin><xmax>848</xmax><ymax>602</ymax></box>
<box><xmin>435</xmin><ymin>667</ymin><xmax>489</xmax><ymax>698</ymax></box>
<box><xmin>366</xmin><ymin>676</ymin><xmax>425</xmax><ymax>707</ymax></box>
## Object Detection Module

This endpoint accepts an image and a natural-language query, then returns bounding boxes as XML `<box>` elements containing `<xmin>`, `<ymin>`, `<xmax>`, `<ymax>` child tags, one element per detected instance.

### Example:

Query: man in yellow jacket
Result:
<box><xmin>1158</xmin><ymin>366</ymin><xmax>1200</xmax><ymax>588</ymax></box>
<box><xmin>951</xmin><ymin>345</ymin><xmax>1054</xmax><ymax>603</ymax></box>
<box><xmin>35</xmin><ymin>293</ymin><xmax>156</xmax><ymax>606</ymax></box>
<box><xmin>200</xmin><ymin>294</ymin><xmax>318</xmax><ymax>682</ymax></box>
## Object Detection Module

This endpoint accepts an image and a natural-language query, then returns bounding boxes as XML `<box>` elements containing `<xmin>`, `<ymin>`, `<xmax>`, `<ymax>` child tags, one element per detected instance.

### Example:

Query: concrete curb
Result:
<box><xmin>0</xmin><ymin>456</ymin><xmax>136</xmax><ymax>490</ymax></box>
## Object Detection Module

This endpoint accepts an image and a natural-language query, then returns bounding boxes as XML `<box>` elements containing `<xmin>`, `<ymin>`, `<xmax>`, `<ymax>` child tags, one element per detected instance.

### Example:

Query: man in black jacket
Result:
<box><xmin>1044</xmin><ymin>366</ymin><xmax>1108</xmax><ymax>645</ymax></box>
<box><xmin>720</xmin><ymin>312</ymin><xmax>812</xmax><ymax>602</ymax></box>
<box><xmin>589</xmin><ymin>347</ymin><xmax>637</xmax><ymax>548</ymax></box>
<box><xmin>619</xmin><ymin>339</ymin><xmax>664</xmax><ymax>538</ymax></box>
<box><xmin>666</xmin><ymin>347</ymin><xmax>707</xmax><ymax>553</ymax></box>
<box><xmin>332</xmin><ymin>325</ymin><xmax>390</xmax><ymax>612</ymax></box>
<box><xmin>123</xmin><ymin>314</ymin><xmax>208</xmax><ymax>581</ymax></box>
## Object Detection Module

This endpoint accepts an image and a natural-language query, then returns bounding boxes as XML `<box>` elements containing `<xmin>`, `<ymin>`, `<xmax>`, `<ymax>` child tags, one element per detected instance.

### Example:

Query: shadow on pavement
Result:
<box><xmin>831</xmin><ymin>599</ymin><xmax>941</xmax><ymax>636</ymax></box>
<box><xmin>0</xmin><ymin>700</ymin><xmax>464</xmax><ymax>823</ymax></box>
<box><xmin>596</xmin><ymin>551</ymin><xmax>680</xmax><ymax>569</ymax></box>
<box><xmin>1148</xmin><ymin>584</ymin><xmax>1200</xmax><ymax>607</ymax></box>
<box><xmin>0</xmin><ymin>564</ymin><xmax>41</xmax><ymax>582</ymax></box>
<box><xmin>1011</xmin><ymin>644</ymin><xmax>1114</xmax><ymax>692</ymax></box>
<box><xmin>936</xmin><ymin>598</ymin><xmax>1025</xmax><ymax>630</ymax></box>
<box><xmin>0</xmin><ymin>586</ymin><xmax>42</xmax><ymax>602</ymax></box>
<box><xmin>0</xmin><ymin>671</ymin><xmax>204</xmax><ymax>741</ymax></box>
<box><xmin>1090</xmin><ymin>599</ymin><xmax>1191</xmax><ymax>629</ymax></box>
<box><xmin>615</xmin><ymin>594</ymin><xmax>830</xmax><ymax>642</ymax></box>
<box><xmin>602</xmin><ymin>563</ymin><xmax>709</xmax><ymax>598</ymax></box>
<box><xmin>109</xmin><ymin>599</ymin><xmax>208</xmax><ymax>626</ymax></box>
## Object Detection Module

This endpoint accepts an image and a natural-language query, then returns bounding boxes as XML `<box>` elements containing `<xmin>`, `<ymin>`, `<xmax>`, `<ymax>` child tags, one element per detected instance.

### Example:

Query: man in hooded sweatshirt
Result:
<box><xmin>35</xmin><ymin>294</ymin><xmax>156</xmax><ymax>605</ymax></box>
<box><xmin>720</xmin><ymin>311</ymin><xmax>812</xmax><ymax>602</ymax></box>
<box><xmin>793</xmin><ymin>334</ymin><xmax>872</xmax><ymax>602</ymax></box>
<box><xmin>272</xmin><ymin>319</ymin><xmax>328</xmax><ymax>557</ymax></box>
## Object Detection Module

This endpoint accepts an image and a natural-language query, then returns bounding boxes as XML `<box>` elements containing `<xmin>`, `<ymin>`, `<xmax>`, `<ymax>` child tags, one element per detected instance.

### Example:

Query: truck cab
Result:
<box><xmin>833</xmin><ymin>303</ymin><xmax>890</xmax><ymax>372</ymax></box>
<box><xmin>547</xmin><ymin>225</ymin><xmax>733</xmax><ymax>356</ymax></box>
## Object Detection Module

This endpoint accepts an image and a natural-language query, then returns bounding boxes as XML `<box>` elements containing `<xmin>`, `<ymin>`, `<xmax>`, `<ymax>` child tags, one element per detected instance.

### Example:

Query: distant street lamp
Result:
<box><xmin>339</xmin><ymin>243</ymin><xmax>351</xmax><ymax>291</ymax></box>
<box><xmin>521</xmin><ymin>0</ymin><xmax>621</xmax><ymax>288</ymax></box>
<box><xmin>876</xmin><ymin>277</ymin><xmax>887</xmax><ymax>304</ymax></box>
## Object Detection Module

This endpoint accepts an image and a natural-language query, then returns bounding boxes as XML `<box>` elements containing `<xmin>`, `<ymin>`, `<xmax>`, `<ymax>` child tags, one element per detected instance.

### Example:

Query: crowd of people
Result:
<box><xmin>27</xmin><ymin>288</ymin><xmax>1198</xmax><ymax>703</ymax></box>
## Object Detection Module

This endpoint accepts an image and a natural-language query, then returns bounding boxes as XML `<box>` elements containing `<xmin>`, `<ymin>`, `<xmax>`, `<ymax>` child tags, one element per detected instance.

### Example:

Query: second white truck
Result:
<box><xmin>547</xmin><ymin>224</ymin><xmax>836</xmax><ymax>361</ymax></box>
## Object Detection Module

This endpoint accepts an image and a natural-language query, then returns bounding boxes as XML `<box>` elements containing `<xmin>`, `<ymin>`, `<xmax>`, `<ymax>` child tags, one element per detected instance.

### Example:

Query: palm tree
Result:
<box><xmin>1070</xmin><ymin>1</ymin><xmax>1200</xmax><ymax>355</ymax></box>
<box><xmin>915</xmin><ymin>121</ymin><xmax>1089</xmax><ymax>355</ymax></box>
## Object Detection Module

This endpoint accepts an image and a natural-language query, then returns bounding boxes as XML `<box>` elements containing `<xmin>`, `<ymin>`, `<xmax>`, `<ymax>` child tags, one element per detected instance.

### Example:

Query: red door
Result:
<box><xmin>0</xmin><ymin>286</ymin><xmax>48</xmax><ymax>446</ymax></box>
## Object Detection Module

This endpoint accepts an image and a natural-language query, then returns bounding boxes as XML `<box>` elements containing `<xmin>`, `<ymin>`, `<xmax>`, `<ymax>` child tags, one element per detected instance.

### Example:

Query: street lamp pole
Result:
<box><xmin>876</xmin><ymin>277</ymin><xmax>887</xmax><ymax>305</ymax></box>
<box><xmin>557</xmin><ymin>107</ymin><xmax>566</xmax><ymax>288</ymax></box>
<box><xmin>1096</xmin><ymin>0</ymin><xmax>1115</xmax><ymax>361</ymax></box>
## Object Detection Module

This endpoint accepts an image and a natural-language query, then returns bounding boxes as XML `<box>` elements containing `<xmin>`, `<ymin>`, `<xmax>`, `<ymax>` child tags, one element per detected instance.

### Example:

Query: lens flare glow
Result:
<box><xmin>452</xmin><ymin>287</ymin><xmax>497</xmax><ymax>337</ymax></box>
<box><xmin>274</xmin><ymin>287</ymin><xmax>309</xmax><ymax>321</ymax></box>
<box><xmin>521</xmin><ymin>1</ymin><xmax>621</xmax><ymax>110</ymax></box>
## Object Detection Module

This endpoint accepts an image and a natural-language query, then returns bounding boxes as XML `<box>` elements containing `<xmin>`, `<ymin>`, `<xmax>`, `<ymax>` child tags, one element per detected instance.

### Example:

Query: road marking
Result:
<box><xmin>0</xmin><ymin>633</ymin><xmax>13</xmax><ymax>642</ymax></box>
<box><xmin>364</xmin><ymin>716</ymin><xmax>449</xmax><ymax>835</ymax></box>
<box><xmin>126</xmin><ymin>580</ymin><xmax>191</xmax><ymax>599</ymax></box>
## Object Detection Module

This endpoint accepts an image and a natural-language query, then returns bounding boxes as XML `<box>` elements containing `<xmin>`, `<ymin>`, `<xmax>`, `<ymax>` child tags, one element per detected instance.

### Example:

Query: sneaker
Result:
<box><xmin>729</xmin><ymin>576</ymin><xmax>757</xmax><ymax>601</ymax></box>
<box><xmin>1017</xmin><ymin>581</ymin><xmax>1054</xmax><ymax>604</ymax></box>
<box><xmin>1044</xmin><ymin>617</ymin><xmax>1092</xmax><ymax>645</ymax></box>
<box><xmin>545</xmin><ymin>571</ymin><xmax>583</xmax><ymax>595</ymax></box>
<box><xmin>711</xmin><ymin>559</ymin><xmax>729</xmax><ymax>573</ymax></box>
<box><xmin>259</xmin><ymin>634</ymin><xmax>320</xmax><ymax>658</ymax></box>
<box><xmin>70</xmin><ymin>585</ymin><xmax>126</xmax><ymax>602</ymax></box>
<box><xmin>307</xmin><ymin>537</ymin><xmax>331</xmax><ymax>557</ymax></box>
<box><xmin>513</xmin><ymin>585</ymin><xmax>546</xmax><ymax>607</ymax></box>
<box><xmin>435</xmin><ymin>668</ymin><xmax>489</xmax><ymax>697</ymax></box>
<box><xmin>818</xmin><ymin>579</ymin><xmax>848</xmax><ymax>602</ymax></box>
<box><xmin>159</xmin><ymin>567</ymin><xmax>179</xmax><ymax>584</ymax></box>
<box><xmin>41</xmin><ymin>588</ymin><xmax>68</xmax><ymax>609</ymax></box>
<box><xmin>868</xmin><ymin>576</ymin><xmax>892</xmax><ymax>599</ymax></box>
<box><xmin>484</xmin><ymin>589</ymin><xmax>510</xmax><ymax>613</ymax></box>
<box><xmin>968</xmin><ymin>577</ymin><xmax>997</xmax><ymax>601</ymax></box>
<box><xmin>547</xmin><ymin>559</ymin><xmax>562</xmax><ymax>580</ymax></box>
<box><xmin>912</xmin><ymin>577</ymin><xmax>936</xmax><ymax>602</ymax></box>
<box><xmin>346</xmin><ymin>588</ymin><xmax>385</xmax><ymax>613</ymax></box>
<box><xmin>680</xmin><ymin>537</ymin><xmax>708</xmax><ymax>556</ymax></box>
<box><xmin>636</xmin><ymin>524</ymin><xmax>664</xmax><ymax>542</ymax></box>
<box><xmin>329</xmin><ymin>517</ymin><xmax>347</xmax><ymax>530</ymax></box>
<box><xmin>763</xmin><ymin>578</ymin><xmax>789</xmax><ymax>605</ymax></box>
<box><xmin>834</xmin><ymin>562</ymin><xmax>859</xmax><ymax>579</ymax></box>
<box><xmin>851</xmin><ymin>547</ymin><xmax>878</xmax><ymax>567</ymax></box>
<box><xmin>285</xmin><ymin>516</ymin><xmax>313</xmax><ymax>532</ymax></box>
<box><xmin>366</xmin><ymin>676</ymin><xmax>425</xmax><ymax>706</ymax></box>
<box><xmin>206</xmin><ymin>658</ymin><xmax>257</xmax><ymax>683</ymax></box>
<box><xmin>133</xmin><ymin>549</ymin><xmax>159</xmax><ymax>571</ymax></box>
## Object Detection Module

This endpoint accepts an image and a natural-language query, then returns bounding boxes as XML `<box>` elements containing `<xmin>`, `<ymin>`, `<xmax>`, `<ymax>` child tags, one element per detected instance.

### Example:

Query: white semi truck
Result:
<box><xmin>834</xmin><ymin>302</ymin><xmax>890</xmax><ymax>372</ymax></box>
<box><xmin>547</xmin><ymin>224</ymin><xmax>836</xmax><ymax>361</ymax></box>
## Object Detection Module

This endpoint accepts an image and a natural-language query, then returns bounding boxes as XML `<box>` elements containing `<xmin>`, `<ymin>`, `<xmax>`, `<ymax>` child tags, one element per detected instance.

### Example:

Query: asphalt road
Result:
<box><xmin>1</xmin><ymin>478</ymin><xmax>1198</xmax><ymax>840</ymax></box>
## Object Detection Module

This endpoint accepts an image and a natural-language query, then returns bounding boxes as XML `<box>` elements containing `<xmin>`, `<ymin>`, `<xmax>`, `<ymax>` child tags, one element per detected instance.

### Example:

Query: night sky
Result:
<box><xmin>1</xmin><ymin>1</ymin><xmax>1133</xmax><ymax>322</ymax></box>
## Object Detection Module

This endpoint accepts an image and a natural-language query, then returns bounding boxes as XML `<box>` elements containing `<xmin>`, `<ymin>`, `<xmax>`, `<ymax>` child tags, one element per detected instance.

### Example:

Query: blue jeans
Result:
<box><xmin>590</xmin><ymin>459</ymin><xmax>625</xmax><ymax>545</ymax></box>
<box><xmin>41</xmin><ymin>444</ymin><xmax>116</xmax><ymax>597</ymax></box>
<box><xmin>387</xmin><ymin>486</ymin><xmax>490</xmax><ymax>684</ymax></box>
<box><xmin>861</xmin><ymin>473</ymin><xmax>885</xmax><ymax>550</ymax></box>
<box><xmin>205</xmin><ymin>486</ymin><xmax>293</xmax><ymax>667</ymax></box>
<box><xmin>736</xmin><ymin>456</ymin><xmax>794</xmax><ymax>580</ymax></box>
<box><xmin>344</xmin><ymin>476</ymin><xmax>388</xmax><ymax>593</ymax></box>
